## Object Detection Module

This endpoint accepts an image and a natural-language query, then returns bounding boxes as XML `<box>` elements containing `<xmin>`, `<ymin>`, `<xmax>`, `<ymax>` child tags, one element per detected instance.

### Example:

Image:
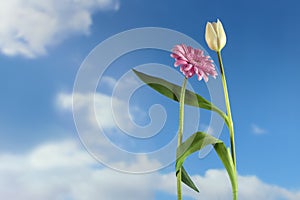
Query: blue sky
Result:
<box><xmin>0</xmin><ymin>0</ymin><xmax>300</xmax><ymax>199</ymax></box>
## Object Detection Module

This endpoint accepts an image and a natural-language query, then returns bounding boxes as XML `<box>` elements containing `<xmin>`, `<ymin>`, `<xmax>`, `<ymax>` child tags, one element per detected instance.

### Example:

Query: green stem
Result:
<box><xmin>177</xmin><ymin>77</ymin><xmax>187</xmax><ymax>200</ymax></box>
<box><xmin>217</xmin><ymin>51</ymin><xmax>238</xmax><ymax>200</ymax></box>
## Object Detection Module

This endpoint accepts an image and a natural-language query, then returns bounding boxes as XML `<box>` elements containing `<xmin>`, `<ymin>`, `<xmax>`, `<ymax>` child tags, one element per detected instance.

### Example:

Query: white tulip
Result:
<box><xmin>205</xmin><ymin>19</ymin><xmax>227</xmax><ymax>52</ymax></box>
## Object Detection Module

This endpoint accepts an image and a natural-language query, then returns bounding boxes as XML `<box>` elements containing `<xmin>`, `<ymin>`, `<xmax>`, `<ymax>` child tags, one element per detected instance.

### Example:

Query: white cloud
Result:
<box><xmin>57</xmin><ymin>78</ymin><xmax>167</xmax><ymax>138</ymax></box>
<box><xmin>185</xmin><ymin>170</ymin><xmax>300</xmax><ymax>200</ymax></box>
<box><xmin>0</xmin><ymin>139</ymin><xmax>299</xmax><ymax>200</ymax></box>
<box><xmin>101</xmin><ymin>76</ymin><xmax>117</xmax><ymax>91</ymax></box>
<box><xmin>0</xmin><ymin>139</ymin><xmax>161</xmax><ymax>200</ymax></box>
<box><xmin>56</xmin><ymin>91</ymin><xmax>168</xmax><ymax>172</ymax></box>
<box><xmin>0</xmin><ymin>0</ymin><xmax>120</xmax><ymax>58</ymax></box>
<box><xmin>251</xmin><ymin>124</ymin><xmax>267</xmax><ymax>135</ymax></box>
<box><xmin>57</xmin><ymin>91</ymin><xmax>136</xmax><ymax>130</ymax></box>
<box><xmin>57</xmin><ymin>74</ymin><xmax>142</xmax><ymax>131</ymax></box>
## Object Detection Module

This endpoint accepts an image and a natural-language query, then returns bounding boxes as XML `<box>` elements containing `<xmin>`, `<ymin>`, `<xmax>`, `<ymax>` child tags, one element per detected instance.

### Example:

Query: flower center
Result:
<box><xmin>186</xmin><ymin>53</ymin><xmax>202</xmax><ymax>66</ymax></box>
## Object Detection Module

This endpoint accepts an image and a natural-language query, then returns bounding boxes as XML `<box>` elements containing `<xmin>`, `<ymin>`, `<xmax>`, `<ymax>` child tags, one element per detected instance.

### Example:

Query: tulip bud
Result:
<box><xmin>205</xmin><ymin>19</ymin><xmax>227</xmax><ymax>52</ymax></box>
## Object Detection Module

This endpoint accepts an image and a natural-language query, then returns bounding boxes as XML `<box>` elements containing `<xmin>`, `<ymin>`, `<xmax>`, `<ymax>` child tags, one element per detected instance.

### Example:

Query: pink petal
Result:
<box><xmin>171</xmin><ymin>44</ymin><xmax>217</xmax><ymax>82</ymax></box>
<box><xmin>175</xmin><ymin>60</ymin><xmax>187</xmax><ymax>66</ymax></box>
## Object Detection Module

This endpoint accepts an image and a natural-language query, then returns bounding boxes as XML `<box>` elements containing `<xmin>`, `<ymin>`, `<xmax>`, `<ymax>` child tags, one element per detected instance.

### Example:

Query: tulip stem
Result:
<box><xmin>177</xmin><ymin>77</ymin><xmax>187</xmax><ymax>200</ymax></box>
<box><xmin>217</xmin><ymin>51</ymin><xmax>238</xmax><ymax>200</ymax></box>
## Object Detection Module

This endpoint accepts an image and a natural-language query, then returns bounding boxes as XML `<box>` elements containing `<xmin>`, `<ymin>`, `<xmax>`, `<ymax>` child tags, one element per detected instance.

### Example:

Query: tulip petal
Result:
<box><xmin>205</xmin><ymin>22</ymin><xmax>218</xmax><ymax>51</ymax></box>
<box><xmin>212</xmin><ymin>22</ymin><xmax>218</xmax><ymax>32</ymax></box>
<box><xmin>205</xmin><ymin>19</ymin><xmax>227</xmax><ymax>52</ymax></box>
<box><xmin>217</xmin><ymin>19</ymin><xmax>227</xmax><ymax>50</ymax></box>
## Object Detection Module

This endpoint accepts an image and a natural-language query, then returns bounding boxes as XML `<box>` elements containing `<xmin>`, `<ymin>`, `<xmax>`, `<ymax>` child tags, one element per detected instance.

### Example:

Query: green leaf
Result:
<box><xmin>176</xmin><ymin>166</ymin><xmax>199</xmax><ymax>192</ymax></box>
<box><xmin>176</xmin><ymin>132</ymin><xmax>218</xmax><ymax>172</ymax></box>
<box><xmin>176</xmin><ymin>132</ymin><xmax>237</xmax><ymax>196</ymax></box>
<box><xmin>133</xmin><ymin>69</ymin><xmax>229</xmax><ymax>127</ymax></box>
<box><xmin>214</xmin><ymin>144</ymin><xmax>238</xmax><ymax>195</ymax></box>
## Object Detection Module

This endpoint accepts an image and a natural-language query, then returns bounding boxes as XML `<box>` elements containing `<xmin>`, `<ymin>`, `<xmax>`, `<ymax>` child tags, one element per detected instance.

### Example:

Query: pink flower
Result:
<box><xmin>170</xmin><ymin>44</ymin><xmax>217</xmax><ymax>82</ymax></box>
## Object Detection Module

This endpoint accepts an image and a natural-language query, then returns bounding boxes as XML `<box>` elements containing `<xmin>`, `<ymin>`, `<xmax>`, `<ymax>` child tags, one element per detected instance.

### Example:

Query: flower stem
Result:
<box><xmin>177</xmin><ymin>77</ymin><xmax>187</xmax><ymax>200</ymax></box>
<box><xmin>217</xmin><ymin>51</ymin><xmax>238</xmax><ymax>200</ymax></box>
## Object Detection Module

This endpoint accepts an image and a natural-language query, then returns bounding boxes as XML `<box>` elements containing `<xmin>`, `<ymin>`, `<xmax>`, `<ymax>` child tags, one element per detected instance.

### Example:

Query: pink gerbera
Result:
<box><xmin>170</xmin><ymin>44</ymin><xmax>217</xmax><ymax>82</ymax></box>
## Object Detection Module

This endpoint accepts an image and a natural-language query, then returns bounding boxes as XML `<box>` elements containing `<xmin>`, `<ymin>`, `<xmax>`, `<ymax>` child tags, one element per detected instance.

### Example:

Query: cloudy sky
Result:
<box><xmin>1</xmin><ymin>0</ymin><xmax>300</xmax><ymax>199</ymax></box>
